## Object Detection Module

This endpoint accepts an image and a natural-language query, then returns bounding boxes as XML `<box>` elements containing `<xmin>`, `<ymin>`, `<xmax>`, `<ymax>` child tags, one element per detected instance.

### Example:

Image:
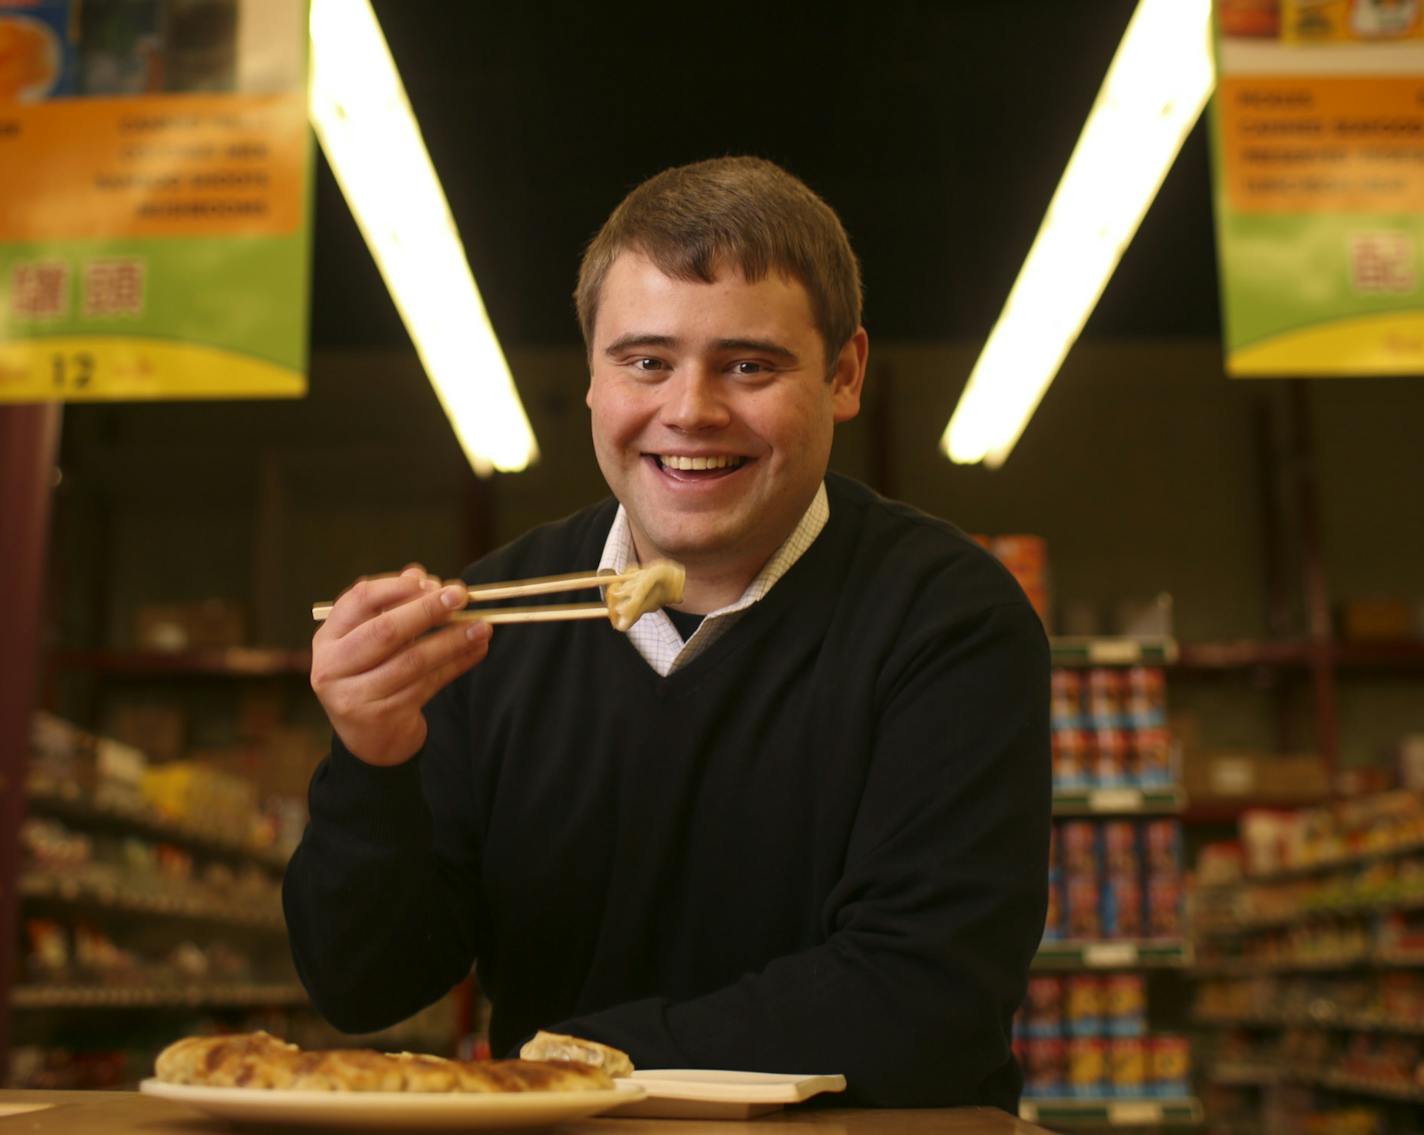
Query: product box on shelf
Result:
<box><xmin>133</xmin><ymin>598</ymin><xmax>246</xmax><ymax>652</ymax></box>
<box><xmin>1182</xmin><ymin>750</ymin><xmax>1331</xmax><ymax>805</ymax></box>
<box><xmin>1338</xmin><ymin>596</ymin><xmax>1416</xmax><ymax>641</ymax></box>
<box><xmin>1400</xmin><ymin>735</ymin><xmax>1424</xmax><ymax>793</ymax></box>
<box><xmin>94</xmin><ymin>736</ymin><xmax>147</xmax><ymax>811</ymax></box>
<box><xmin>142</xmin><ymin>759</ymin><xmax>258</xmax><ymax>842</ymax></box>
<box><xmin>1045</xmin><ymin>818</ymin><xmax>1184</xmax><ymax>943</ymax></box>
<box><xmin>28</xmin><ymin>712</ymin><xmax>96</xmax><ymax>792</ymax></box>
<box><xmin>1051</xmin><ymin>667</ymin><xmax>1177</xmax><ymax>792</ymax></box>
<box><xmin>1013</xmin><ymin>975</ymin><xmax>1187</xmax><ymax>1101</ymax></box>
<box><xmin>103</xmin><ymin>702</ymin><xmax>187</xmax><ymax>764</ymax></box>
<box><xmin>975</xmin><ymin>533</ymin><xmax>1050</xmax><ymax>627</ymax></box>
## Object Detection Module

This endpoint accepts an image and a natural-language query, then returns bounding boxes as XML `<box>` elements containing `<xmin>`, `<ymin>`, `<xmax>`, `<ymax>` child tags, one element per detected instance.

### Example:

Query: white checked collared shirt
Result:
<box><xmin>597</xmin><ymin>482</ymin><xmax>830</xmax><ymax>676</ymax></box>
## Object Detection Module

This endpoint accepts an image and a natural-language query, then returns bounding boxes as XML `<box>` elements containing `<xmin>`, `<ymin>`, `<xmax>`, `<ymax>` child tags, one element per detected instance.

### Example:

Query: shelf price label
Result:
<box><xmin>1110</xmin><ymin>1102</ymin><xmax>1163</xmax><ymax>1125</ymax></box>
<box><xmin>1086</xmin><ymin>640</ymin><xmax>1145</xmax><ymax>665</ymax></box>
<box><xmin>1088</xmin><ymin>788</ymin><xmax>1144</xmax><ymax>813</ymax></box>
<box><xmin>1082</xmin><ymin>941</ymin><xmax>1139</xmax><ymax>968</ymax></box>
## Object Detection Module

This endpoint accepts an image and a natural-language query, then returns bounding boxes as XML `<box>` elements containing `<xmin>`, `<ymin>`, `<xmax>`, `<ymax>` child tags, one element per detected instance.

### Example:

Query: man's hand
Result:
<box><xmin>311</xmin><ymin>565</ymin><xmax>492</xmax><ymax>766</ymax></box>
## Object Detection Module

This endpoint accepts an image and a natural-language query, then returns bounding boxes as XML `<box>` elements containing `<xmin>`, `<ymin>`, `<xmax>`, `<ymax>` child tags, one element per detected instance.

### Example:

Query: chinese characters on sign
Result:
<box><xmin>9</xmin><ymin>261</ymin><xmax>69</xmax><ymax>321</ymax></box>
<box><xmin>82</xmin><ymin>259</ymin><xmax>146</xmax><ymax>318</ymax></box>
<box><xmin>1349</xmin><ymin>232</ymin><xmax>1417</xmax><ymax>294</ymax></box>
<box><xmin>8</xmin><ymin>257</ymin><xmax>147</xmax><ymax>321</ymax></box>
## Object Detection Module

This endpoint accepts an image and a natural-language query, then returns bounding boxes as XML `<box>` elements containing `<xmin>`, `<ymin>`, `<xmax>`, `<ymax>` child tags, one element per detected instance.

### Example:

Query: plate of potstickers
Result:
<box><xmin>139</xmin><ymin>1031</ymin><xmax>643</xmax><ymax>1130</ymax></box>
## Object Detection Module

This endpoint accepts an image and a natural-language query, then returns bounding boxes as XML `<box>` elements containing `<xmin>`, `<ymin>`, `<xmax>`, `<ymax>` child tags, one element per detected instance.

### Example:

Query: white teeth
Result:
<box><xmin>660</xmin><ymin>454</ymin><xmax>744</xmax><ymax>471</ymax></box>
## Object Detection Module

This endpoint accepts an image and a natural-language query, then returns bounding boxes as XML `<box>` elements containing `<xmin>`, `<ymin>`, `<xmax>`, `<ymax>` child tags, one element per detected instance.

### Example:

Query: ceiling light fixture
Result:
<box><xmin>307</xmin><ymin>0</ymin><xmax>538</xmax><ymax>475</ymax></box>
<box><xmin>941</xmin><ymin>0</ymin><xmax>1215</xmax><ymax>468</ymax></box>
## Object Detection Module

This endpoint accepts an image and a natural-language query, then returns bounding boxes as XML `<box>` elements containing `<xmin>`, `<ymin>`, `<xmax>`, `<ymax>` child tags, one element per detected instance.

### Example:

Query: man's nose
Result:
<box><xmin>663</xmin><ymin>369</ymin><xmax>731</xmax><ymax>431</ymax></box>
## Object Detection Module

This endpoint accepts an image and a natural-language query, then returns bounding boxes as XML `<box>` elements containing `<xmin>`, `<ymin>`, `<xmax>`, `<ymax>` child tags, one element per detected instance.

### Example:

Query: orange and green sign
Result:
<box><xmin>1210</xmin><ymin>1</ymin><xmax>1424</xmax><ymax>376</ymax></box>
<box><xmin>0</xmin><ymin>0</ymin><xmax>311</xmax><ymax>401</ymax></box>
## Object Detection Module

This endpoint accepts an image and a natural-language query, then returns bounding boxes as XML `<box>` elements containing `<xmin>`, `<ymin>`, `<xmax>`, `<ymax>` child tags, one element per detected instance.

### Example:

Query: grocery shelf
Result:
<box><xmin>1208</xmin><ymin>1062</ymin><xmax>1424</xmax><ymax>1106</ymax></box>
<box><xmin>1197</xmin><ymin>891</ymin><xmax>1424</xmax><ymax>939</ymax></box>
<box><xmin>1052</xmin><ymin>786</ymin><xmax>1184</xmax><ymax>816</ymax></box>
<box><xmin>46</xmin><ymin>647</ymin><xmax>312</xmax><ymax>677</ymax></box>
<box><xmin>1194</xmin><ymin>1010</ymin><xmax>1424</xmax><ymax>1037</ymax></box>
<box><xmin>1032</xmin><ymin>940</ymin><xmax>1191</xmax><ymax>971</ymax></box>
<box><xmin>26</xmin><ymin>779</ymin><xmax>290</xmax><ymax>871</ymax></box>
<box><xmin>1195</xmin><ymin>836</ymin><xmax>1424</xmax><ymax>890</ymax></box>
<box><xmin>1172</xmin><ymin>638</ymin><xmax>1424</xmax><ymax>671</ymax></box>
<box><xmin>19</xmin><ymin>873</ymin><xmax>286</xmax><ymax>932</ymax></box>
<box><xmin>1317</xmin><ymin>1071</ymin><xmax>1424</xmax><ymax>1105</ymax></box>
<box><xmin>10</xmin><ymin>982</ymin><xmax>308</xmax><ymax>1011</ymax></box>
<box><xmin>1174</xmin><ymin>641</ymin><xmax>1320</xmax><ymax>670</ymax></box>
<box><xmin>1180</xmin><ymin>800</ymin><xmax>1331</xmax><ymax>824</ymax></box>
<box><xmin>1019</xmin><ymin>1097</ymin><xmax>1203</xmax><ymax>1128</ymax></box>
<box><xmin>1329</xmin><ymin>640</ymin><xmax>1424</xmax><ymax>669</ymax></box>
<box><xmin>1193</xmin><ymin>951</ymin><xmax>1424</xmax><ymax>976</ymax></box>
<box><xmin>1050</xmin><ymin>637</ymin><xmax>1179</xmax><ymax>667</ymax></box>
<box><xmin>1193</xmin><ymin>955</ymin><xmax>1362</xmax><ymax>976</ymax></box>
<box><xmin>1207</xmin><ymin>1062</ymin><xmax>1281</xmax><ymax>1088</ymax></box>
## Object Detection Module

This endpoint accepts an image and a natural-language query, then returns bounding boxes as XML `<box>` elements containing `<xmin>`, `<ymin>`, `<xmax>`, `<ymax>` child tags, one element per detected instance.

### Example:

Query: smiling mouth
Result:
<box><xmin>655</xmin><ymin>454</ymin><xmax>747</xmax><ymax>474</ymax></box>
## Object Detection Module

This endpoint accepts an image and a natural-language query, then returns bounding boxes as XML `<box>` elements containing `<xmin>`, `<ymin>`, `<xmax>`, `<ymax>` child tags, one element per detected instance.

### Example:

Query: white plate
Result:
<box><xmin>138</xmin><ymin>1077</ymin><xmax>644</xmax><ymax>1130</ymax></box>
<box><xmin>609</xmin><ymin>1069</ymin><xmax>847</xmax><ymax>1120</ymax></box>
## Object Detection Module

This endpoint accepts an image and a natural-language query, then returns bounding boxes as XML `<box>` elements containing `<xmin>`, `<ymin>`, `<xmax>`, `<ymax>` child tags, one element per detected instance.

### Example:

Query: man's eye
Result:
<box><xmin>632</xmin><ymin>358</ymin><xmax>664</xmax><ymax>372</ymax></box>
<box><xmin>732</xmin><ymin>361</ymin><xmax>767</xmax><ymax>376</ymax></box>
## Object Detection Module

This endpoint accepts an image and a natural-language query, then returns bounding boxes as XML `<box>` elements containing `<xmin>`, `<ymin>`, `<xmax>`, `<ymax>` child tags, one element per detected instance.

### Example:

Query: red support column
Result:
<box><xmin>0</xmin><ymin>403</ymin><xmax>62</xmax><ymax>1073</ymax></box>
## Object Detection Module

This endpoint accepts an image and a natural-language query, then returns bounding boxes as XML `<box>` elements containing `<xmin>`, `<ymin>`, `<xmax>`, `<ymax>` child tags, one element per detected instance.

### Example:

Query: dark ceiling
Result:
<box><xmin>310</xmin><ymin>0</ymin><xmax>1224</xmax><ymax>352</ymax></box>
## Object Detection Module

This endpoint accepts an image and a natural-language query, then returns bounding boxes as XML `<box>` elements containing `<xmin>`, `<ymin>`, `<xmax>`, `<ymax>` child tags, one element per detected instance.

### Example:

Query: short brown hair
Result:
<box><xmin>575</xmin><ymin>156</ymin><xmax>863</xmax><ymax>368</ymax></box>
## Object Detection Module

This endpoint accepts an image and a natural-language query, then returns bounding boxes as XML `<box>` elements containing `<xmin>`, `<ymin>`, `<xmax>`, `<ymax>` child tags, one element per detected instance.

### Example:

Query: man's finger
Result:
<box><xmin>324</xmin><ymin>584</ymin><xmax>471</xmax><ymax>679</ymax></box>
<box><xmin>410</xmin><ymin>627</ymin><xmax>493</xmax><ymax>704</ymax></box>
<box><xmin>321</xmin><ymin>573</ymin><xmax>441</xmax><ymax>638</ymax></box>
<box><xmin>341</xmin><ymin>621</ymin><xmax>489</xmax><ymax>706</ymax></box>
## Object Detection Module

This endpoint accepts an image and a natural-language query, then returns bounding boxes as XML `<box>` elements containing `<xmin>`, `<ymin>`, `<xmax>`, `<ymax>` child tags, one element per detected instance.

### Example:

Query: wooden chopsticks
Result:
<box><xmin>312</xmin><ymin>562</ymin><xmax>686</xmax><ymax>633</ymax></box>
<box><xmin>310</xmin><ymin>568</ymin><xmax>638</xmax><ymax>625</ymax></box>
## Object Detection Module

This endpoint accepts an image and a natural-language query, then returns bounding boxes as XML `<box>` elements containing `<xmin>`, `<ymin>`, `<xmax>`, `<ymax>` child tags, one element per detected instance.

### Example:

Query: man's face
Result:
<box><xmin>587</xmin><ymin>251</ymin><xmax>865</xmax><ymax>589</ymax></box>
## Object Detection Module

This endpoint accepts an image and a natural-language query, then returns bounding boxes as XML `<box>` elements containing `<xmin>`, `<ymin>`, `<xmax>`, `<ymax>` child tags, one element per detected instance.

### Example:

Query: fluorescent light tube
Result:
<box><xmin>308</xmin><ymin>0</ymin><xmax>538</xmax><ymax>475</ymax></box>
<box><xmin>942</xmin><ymin>0</ymin><xmax>1214</xmax><ymax>467</ymax></box>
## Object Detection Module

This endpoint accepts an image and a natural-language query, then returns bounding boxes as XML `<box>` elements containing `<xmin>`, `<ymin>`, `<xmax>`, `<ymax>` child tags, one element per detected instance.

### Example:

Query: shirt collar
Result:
<box><xmin>598</xmin><ymin>481</ymin><xmax>829</xmax><ymax>675</ymax></box>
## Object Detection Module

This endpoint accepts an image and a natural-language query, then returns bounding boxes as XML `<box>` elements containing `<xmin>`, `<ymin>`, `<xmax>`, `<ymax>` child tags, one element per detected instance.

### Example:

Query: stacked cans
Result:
<box><xmin>1044</xmin><ymin>819</ymin><xmax>1184</xmax><ymax>942</ymax></box>
<box><xmin>975</xmin><ymin>534</ymin><xmax>1050</xmax><ymax>627</ymax></box>
<box><xmin>1014</xmin><ymin>977</ymin><xmax>1190</xmax><ymax>1099</ymax></box>
<box><xmin>1051</xmin><ymin>667</ymin><xmax>1173</xmax><ymax>791</ymax></box>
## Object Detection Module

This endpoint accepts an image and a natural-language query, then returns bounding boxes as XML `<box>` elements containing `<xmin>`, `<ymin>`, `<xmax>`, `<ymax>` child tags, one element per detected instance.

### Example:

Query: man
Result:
<box><xmin>284</xmin><ymin>156</ymin><xmax>1050</xmax><ymax>1109</ymax></box>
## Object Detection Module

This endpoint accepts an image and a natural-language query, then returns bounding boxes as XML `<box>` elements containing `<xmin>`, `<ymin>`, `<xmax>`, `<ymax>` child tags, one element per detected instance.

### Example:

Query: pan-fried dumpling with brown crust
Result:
<box><xmin>518</xmin><ymin>1031</ymin><xmax>634</xmax><ymax>1078</ymax></box>
<box><xmin>153</xmin><ymin>1032</ymin><xmax>618</xmax><ymax>1092</ymax></box>
<box><xmin>154</xmin><ymin>1031</ymin><xmax>300</xmax><ymax>1088</ymax></box>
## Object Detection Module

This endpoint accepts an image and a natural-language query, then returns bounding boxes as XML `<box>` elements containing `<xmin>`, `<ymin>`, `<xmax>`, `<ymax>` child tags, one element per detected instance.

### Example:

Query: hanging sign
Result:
<box><xmin>1210</xmin><ymin>0</ymin><xmax>1424</xmax><ymax>376</ymax></box>
<box><xmin>0</xmin><ymin>0</ymin><xmax>311</xmax><ymax>402</ymax></box>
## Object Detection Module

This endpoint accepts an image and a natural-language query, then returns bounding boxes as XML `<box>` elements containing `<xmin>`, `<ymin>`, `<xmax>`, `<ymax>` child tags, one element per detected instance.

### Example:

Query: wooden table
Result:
<box><xmin>0</xmin><ymin>1090</ymin><xmax>1060</xmax><ymax>1134</ymax></box>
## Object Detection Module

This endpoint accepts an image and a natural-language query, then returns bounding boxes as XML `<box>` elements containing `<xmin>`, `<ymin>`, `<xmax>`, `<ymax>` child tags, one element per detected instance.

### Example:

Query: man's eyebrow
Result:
<box><xmin>601</xmin><ymin>334</ymin><xmax>801</xmax><ymax>362</ymax></box>
<box><xmin>603</xmin><ymin>333</ymin><xmax>677</xmax><ymax>356</ymax></box>
<box><xmin>713</xmin><ymin>338</ymin><xmax>799</xmax><ymax>361</ymax></box>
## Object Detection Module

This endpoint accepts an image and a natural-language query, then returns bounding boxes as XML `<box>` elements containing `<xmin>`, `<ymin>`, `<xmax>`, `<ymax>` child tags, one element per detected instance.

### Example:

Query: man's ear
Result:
<box><xmin>831</xmin><ymin>328</ymin><xmax>869</xmax><ymax>423</ymax></box>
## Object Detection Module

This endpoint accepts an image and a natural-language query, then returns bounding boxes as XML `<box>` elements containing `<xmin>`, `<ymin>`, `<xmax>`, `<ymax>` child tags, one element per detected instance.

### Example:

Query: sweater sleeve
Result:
<box><xmin>281</xmin><ymin>683</ymin><xmax>484</xmax><ymax>1034</ymax></box>
<box><xmin>547</xmin><ymin>599</ymin><xmax>1052</xmax><ymax>1108</ymax></box>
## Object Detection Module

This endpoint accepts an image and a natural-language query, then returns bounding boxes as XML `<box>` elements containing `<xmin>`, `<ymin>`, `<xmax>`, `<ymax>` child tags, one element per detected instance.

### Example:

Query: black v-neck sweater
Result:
<box><xmin>283</xmin><ymin>474</ymin><xmax>1051</xmax><ymax>1109</ymax></box>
